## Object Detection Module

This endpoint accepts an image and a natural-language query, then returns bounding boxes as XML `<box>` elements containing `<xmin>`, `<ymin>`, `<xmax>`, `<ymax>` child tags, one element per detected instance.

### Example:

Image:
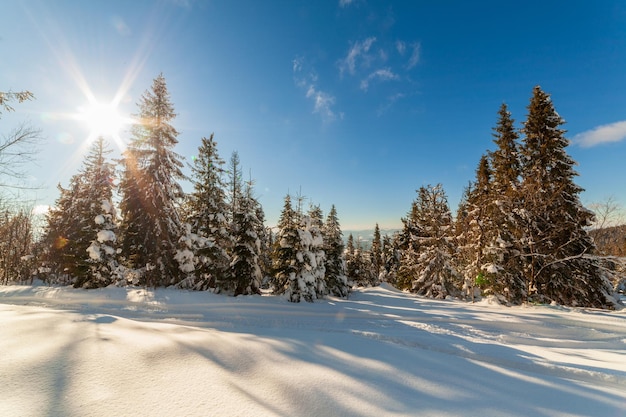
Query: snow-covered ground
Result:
<box><xmin>1</xmin><ymin>283</ymin><xmax>625</xmax><ymax>417</ymax></box>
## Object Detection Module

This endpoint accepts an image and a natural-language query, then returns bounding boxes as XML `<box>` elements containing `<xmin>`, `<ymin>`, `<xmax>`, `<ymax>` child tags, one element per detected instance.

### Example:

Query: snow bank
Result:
<box><xmin>1</xmin><ymin>284</ymin><xmax>625</xmax><ymax>417</ymax></box>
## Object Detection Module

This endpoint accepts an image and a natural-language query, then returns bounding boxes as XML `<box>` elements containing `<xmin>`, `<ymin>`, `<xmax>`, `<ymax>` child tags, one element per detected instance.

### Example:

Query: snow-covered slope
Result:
<box><xmin>1</xmin><ymin>283</ymin><xmax>625</xmax><ymax>417</ymax></box>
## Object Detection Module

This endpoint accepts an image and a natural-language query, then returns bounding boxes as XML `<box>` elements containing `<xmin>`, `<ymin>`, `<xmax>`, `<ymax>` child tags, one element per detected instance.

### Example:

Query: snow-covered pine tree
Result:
<box><xmin>41</xmin><ymin>137</ymin><xmax>117</xmax><ymax>286</ymax></box>
<box><xmin>118</xmin><ymin>74</ymin><xmax>186</xmax><ymax>287</ymax></box>
<box><xmin>482</xmin><ymin>103</ymin><xmax>526</xmax><ymax>303</ymax></box>
<box><xmin>271</xmin><ymin>194</ymin><xmax>325</xmax><ymax>302</ymax></box>
<box><xmin>371</xmin><ymin>223</ymin><xmax>382</xmax><ymax>280</ymax></box>
<box><xmin>400</xmin><ymin>184</ymin><xmax>461</xmax><ymax>298</ymax></box>
<box><xmin>396</xmin><ymin>200</ymin><xmax>421</xmax><ymax>290</ymax></box>
<box><xmin>183</xmin><ymin>134</ymin><xmax>231</xmax><ymax>290</ymax></box>
<box><xmin>518</xmin><ymin>86</ymin><xmax>614</xmax><ymax>308</ymax></box>
<box><xmin>307</xmin><ymin>204</ymin><xmax>326</xmax><ymax>298</ymax></box>
<box><xmin>271</xmin><ymin>194</ymin><xmax>300</xmax><ymax>298</ymax></box>
<box><xmin>322</xmin><ymin>204</ymin><xmax>349</xmax><ymax>298</ymax></box>
<box><xmin>254</xmin><ymin>202</ymin><xmax>272</xmax><ymax>285</ymax></box>
<box><xmin>455</xmin><ymin>155</ymin><xmax>492</xmax><ymax>301</ymax></box>
<box><xmin>381</xmin><ymin>234</ymin><xmax>399</xmax><ymax>285</ymax></box>
<box><xmin>85</xmin><ymin>199</ymin><xmax>119</xmax><ymax>288</ymax></box>
<box><xmin>229</xmin><ymin>180</ymin><xmax>262</xmax><ymax>296</ymax></box>
<box><xmin>344</xmin><ymin>233</ymin><xmax>357</xmax><ymax>287</ymax></box>
<box><xmin>349</xmin><ymin>237</ymin><xmax>377</xmax><ymax>287</ymax></box>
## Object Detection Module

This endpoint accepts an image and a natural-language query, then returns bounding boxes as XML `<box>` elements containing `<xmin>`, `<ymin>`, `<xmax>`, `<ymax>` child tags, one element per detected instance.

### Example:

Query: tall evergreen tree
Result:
<box><xmin>371</xmin><ymin>223</ymin><xmax>382</xmax><ymax>280</ymax></box>
<box><xmin>518</xmin><ymin>86</ymin><xmax>613</xmax><ymax>307</ymax></box>
<box><xmin>482</xmin><ymin>104</ymin><xmax>526</xmax><ymax>303</ymax></box>
<box><xmin>229</xmin><ymin>180</ymin><xmax>263</xmax><ymax>296</ymax></box>
<box><xmin>226</xmin><ymin>151</ymin><xmax>243</xmax><ymax>224</ymax></box>
<box><xmin>455</xmin><ymin>155</ymin><xmax>492</xmax><ymax>301</ymax></box>
<box><xmin>184</xmin><ymin>134</ymin><xmax>231</xmax><ymax>290</ymax></box>
<box><xmin>41</xmin><ymin>137</ymin><xmax>117</xmax><ymax>286</ymax></box>
<box><xmin>322</xmin><ymin>205</ymin><xmax>349</xmax><ymax>297</ymax></box>
<box><xmin>118</xmin><ymin>73</ymin><xmax>186</xmax><ymax>287</ymax></box>
<box><xmin>307</xmin><ymin>204</ymin><xmax>327</xmax><ymax>298</ymax></box>
<box><xmin>399</xmin><ymin>184</ymin><xmax>460</xmax><ymax>298</ymax></box>
<box><xmin>271</xmin><ymin>195</ymin><xmax>300</xmax><ymax>298</ymax></box>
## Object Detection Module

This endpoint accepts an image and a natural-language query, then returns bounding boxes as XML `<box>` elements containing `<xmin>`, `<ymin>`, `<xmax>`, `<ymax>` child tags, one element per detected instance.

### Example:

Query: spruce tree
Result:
<box><xmin>184</xmin><ymin>134</ymin><xmax>231</xmax><ymax>290</ymax></box>
<box><xmin>307</xmin><ymin>204</ymin><xmax>327</xmax><ymax>298</ymax></box>
<box><xmin>455</xmin><ymin>155</ymin><xmax>492</xmax><ymax>301</ymax></box>
<box><xmin>399</xmin><ymin>184</ymin><xmax>460</xmax><ymax>298</ymax></box>
<box><xmin>371</xmin><ymin>223</ymin><xmax>382</xmax><ymax>280</ymax></box>
<box><xmin>518</xmin><ymin>86</ymin><xmax>613</xmax><ymax>307</ymax></box>
<box><xmin>482</xmin><ymin>104</ymin><xmax>526</xmax><ymax>303</ymax></box>
<box><xmin>271</xmin><ymin>195</ymin><xmax>300</xmax><ymax>298</ymax></box>
<box><xmin>42</xmin><ymin>137</ymin><xmax>117</xmax><ymax>286</ymax></box>
<box><xmin>230</xmin><ymin>180</ymin><xmax>263</xmax><ymax>296</ymax></box>
<box><xmin>344</xmin><ymin>233</ymin><xmax>357</xmax><ymax>287</ymax></box>
<box><xmin>118</xmin><ymin>73</ymin><xmax>186</xmax><ymax>287</ymax></box>
<box><xmin>322</xmin><ymin>205</ymin><xmax>349</xmax><ymax>297</ymax></box>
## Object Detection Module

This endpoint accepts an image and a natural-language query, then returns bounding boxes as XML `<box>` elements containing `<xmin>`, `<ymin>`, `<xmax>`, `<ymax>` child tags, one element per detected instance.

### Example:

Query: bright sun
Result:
<box><xmin>78</xmin><ymin>101</ymin><xmax>129</xmax><ymax>140</ymax></box>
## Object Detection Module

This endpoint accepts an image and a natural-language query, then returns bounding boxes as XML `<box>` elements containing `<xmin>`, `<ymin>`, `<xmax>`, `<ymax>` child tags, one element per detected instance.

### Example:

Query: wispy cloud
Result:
<box><xmin>407</xmin><ymin>42</ymin><xmax>421</xmax><ymax>69</ymax></box>
<box><xmin>338</xmin><ymin>37</ymin><xmax>377</xmax><ymax>76</ymax></box>
<box><xmin>111</xmin><ymin>16</ymin><xmax>131</xmax><ymax>36</ymax></box>
<box><xmin>360</xmin><ymin>68</ymin><xmax>398</xmax><ymax>91</ymax></box>
<box><xmin>306</xmin><ymin>85</ymin><xmax>338</xmax><ymax>122</ymax></box>
<box><xmin>377</xmin><ymin>92</ymin><xmax>406</xmax><ymax>116</ymax></box>
<box><xmin>293</xmin><ymin>57</ymin><xmax>339</xmax><ymax>123</ymax></box>
<box><xmin>573</xmin><ymin>121</ymin><xmax>626</xmax><ymax>147</ymax></box>
<box><xmin>338</xmin><ymin>0</ymin><xmax>356</xmax><ymax>8</ymax></box>
<box><xmin>396</xmin><ymin>40</ymin><xmax>406</xmax><ymax>55</ymax></box>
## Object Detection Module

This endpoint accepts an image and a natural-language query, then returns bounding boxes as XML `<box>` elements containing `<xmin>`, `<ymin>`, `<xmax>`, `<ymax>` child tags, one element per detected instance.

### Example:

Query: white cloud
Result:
<box><xmin>338</xmin><ymin>0</ymin><xmax>355</xmax><ymax>7</ymax></box>
<box><xmin>292</xmin><ymin>57</ymin><xmax>303</xmax><ymax>73</ymax></box>
<box><xmin>293</xmin><ymin>57</ymin><xmax>338</xmax><ymax>123</ymax></box>
<box><xmin>407</xmin><ymin>42</ymin><xmax>421</xmax><ymax>69</ymax></box>
<box><xmin>574</xmin><ymin>120</ymin><xmax>626</xmax><ymax>147</ymax></box>
<box><xmin>396</xmin><ymin>40</ymin><xmax>406</xmax><ymax>55</ymax></box>
<box><xmin>339</xmin><ymin>37</ymin><xmax>377</xmax><ymax>76</ymax></box>
<box><xmin>306</xmin><ymin>85</ymin><xmax>337</xmax><ymax>122</ymax></box>
<box><xmin>360</xmin><ymin>68</ymin><xmax>399</xmax><ymax>91</ymax></box>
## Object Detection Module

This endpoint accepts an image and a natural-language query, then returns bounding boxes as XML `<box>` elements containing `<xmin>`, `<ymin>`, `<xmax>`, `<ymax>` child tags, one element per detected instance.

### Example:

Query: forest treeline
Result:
<box><xmin>0</xmin><ymin>76</ymin><xmax>623</xmax><ymax>308</ymax></box>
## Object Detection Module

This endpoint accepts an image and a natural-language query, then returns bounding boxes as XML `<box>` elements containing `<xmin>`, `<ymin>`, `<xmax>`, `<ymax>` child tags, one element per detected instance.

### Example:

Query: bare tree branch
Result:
<box><xmin>0</xmin><ymin>123</ymin><xmax>42</xmax><ymax>190</ymax></box>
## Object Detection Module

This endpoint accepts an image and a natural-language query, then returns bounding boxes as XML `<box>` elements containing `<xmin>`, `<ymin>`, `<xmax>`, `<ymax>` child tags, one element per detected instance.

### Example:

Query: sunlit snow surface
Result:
<box><xmin>1</xmin><ymin>283</ymin><xmax>625</xmax><ymax>417</ymax></box>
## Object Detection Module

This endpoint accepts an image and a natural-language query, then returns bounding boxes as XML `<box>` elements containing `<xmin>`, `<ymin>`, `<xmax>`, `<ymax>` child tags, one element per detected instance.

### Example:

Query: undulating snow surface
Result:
<box><xmin>1</xmin><ymin>283</ymin><xmax>625</xmax><ymax>417</ymax></box>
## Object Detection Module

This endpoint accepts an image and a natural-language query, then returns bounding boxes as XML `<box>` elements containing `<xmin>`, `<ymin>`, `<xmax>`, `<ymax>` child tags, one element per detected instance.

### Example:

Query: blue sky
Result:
<box><xmin>2</xmin><ymin>0</ymin><xmax>626</xmax><ymax>230</ymax></box>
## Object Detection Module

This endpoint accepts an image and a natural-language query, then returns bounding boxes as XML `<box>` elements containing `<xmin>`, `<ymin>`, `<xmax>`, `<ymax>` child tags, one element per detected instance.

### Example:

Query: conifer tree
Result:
<box><xmin>183</xmin><ymin>134</ymin><xmax>231</xmax><ymax>290</ymax></box>
<box><xmin>226</xmin><ymin>151</ymin><xmax>243</xmax><ymax>224</ymax></box>
<box><xmin>371</xmin><ymin>223</ymin><xmax>382</xmax><ymax>280</ymax></box>
<box><xmin>271</xmin><ymin>194</ymin><xmax>300</xmax><ymax>298</ymax></box>
<box><xmin>399</xmin><ymin>184</ymin><xmax>460</xmax><ymax>298</ymax></box>
<box><xmin>42</xmin><ymin>137</ymin><xmax>116</xmax><ymax>286</ymax></box>
<box><xmin>518</xmin><ymin>86</ymin><xmax>613</xmax><ymax>307</ymax></box>
<box><xmin>455</xmin><ymin>155</ymin><xmax>492</xmax><ymax>301</ymax></box>
<box><xmin>307</xmin><ymin>204</ymin><xmax>327</xmax><ymax>298</ymax></box>
<box><xmin>230</xmin><ymin>180</ymin><xmax>263</xmax><ymax>296</ymax></box>
<box><xmin>381</xmin><ymin>234</ymin><xmax>398</xmax><ymax>284</ymax></box>
<box><xmin>482</xmin><ymin>104</ymin><xmax>526</xmax><ymax>302</ymax></box>
<box><xmin>344</xmin><ymin>233</ymin><xmax>357</xmax><ymax>286</ymax></box>
<box><xmin>396</xmin><ymin>200</ymin><xmax>421</xmax><ymax>290</ymax></box>
<box><xmin>85</xmin><ymin>199</ymin><xmax>119</xmax><ymax>288</ymax></box>
<box><xmin>118</xmin><ymin>74</ymin><xmax>186</xmax><ymax>287</ymax></box>
<box><xmin>322</xmin><ymin>205</ymin><xmax>349</xmax><ymax>297</ymax></box>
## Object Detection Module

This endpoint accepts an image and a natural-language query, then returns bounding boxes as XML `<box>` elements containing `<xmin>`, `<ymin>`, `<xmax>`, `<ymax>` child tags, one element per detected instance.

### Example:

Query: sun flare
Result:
<box><xmin>78</xmin><ymin>101</ymin><xmax>129</xmax><ymax>140</ymax></box>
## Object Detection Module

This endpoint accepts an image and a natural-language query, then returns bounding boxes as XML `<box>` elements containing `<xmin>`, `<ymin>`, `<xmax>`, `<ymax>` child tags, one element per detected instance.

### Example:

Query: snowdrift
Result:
<box><xmin>1</xmin><ymin>283</ymin><xmax>625</xmax><ymax>417</ymax></box>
